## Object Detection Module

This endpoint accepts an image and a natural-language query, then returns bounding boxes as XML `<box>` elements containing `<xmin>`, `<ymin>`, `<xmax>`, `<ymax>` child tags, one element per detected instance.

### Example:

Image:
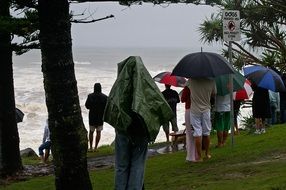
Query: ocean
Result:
<box><xmin>13</xmin><ymin>46</ymin><xmax>251</xmax><ymax>152</ymax></box>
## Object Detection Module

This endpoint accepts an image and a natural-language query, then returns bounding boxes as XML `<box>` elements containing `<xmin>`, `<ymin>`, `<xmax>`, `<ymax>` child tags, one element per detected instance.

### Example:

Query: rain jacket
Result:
<box><xmin>103</xmin><ymin>56</ymin><xmax>174</xmax><ymax>142</ymax></box>
<box><xmin>85</xmin><ymin>83</ymin><xmax>108</xmax><ymax>126</ymax></box>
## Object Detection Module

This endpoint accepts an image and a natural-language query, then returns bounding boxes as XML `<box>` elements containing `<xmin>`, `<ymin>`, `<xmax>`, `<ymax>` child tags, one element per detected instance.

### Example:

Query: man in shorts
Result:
<box><xmin>214</xmin><ymin>94</ymin><xmax>231</xmax><ymax>147</ymax></box>
<box><xmin>189</xmin><ymin>78</ymin><xmax>216</xmax><ymax>161</ymax></box>
<box><xmin>85</xmin><ymin>83</ymin><xmax>108</xmax><ymax>151</ymax></box>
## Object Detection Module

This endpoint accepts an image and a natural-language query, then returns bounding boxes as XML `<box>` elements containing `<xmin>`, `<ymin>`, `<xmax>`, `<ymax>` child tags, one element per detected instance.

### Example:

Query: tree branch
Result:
<box><xmin>71</xmin><ymin>0</ymin><xmax>222</xmax><ymax>6</ymax></box>
<box><xmin>225</xmin><ymin>41</ymin><xmax>263</xmax><ymax>65</ymax></box>
<box><xmin>71</xmin><ymin>14</ymin><xmax>114</xmax><ymax>23</ymax></box>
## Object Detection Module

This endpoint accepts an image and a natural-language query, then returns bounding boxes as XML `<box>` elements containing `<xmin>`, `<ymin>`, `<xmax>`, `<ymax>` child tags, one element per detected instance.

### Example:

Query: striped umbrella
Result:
<box><xmin>153</xmin><ymin>71</ymin><xmax>186</xmax><ymax>87</ymax></box>
<box><xmin>243</xmin><ymin>65</ymin><xmax>286</xmax><ymax>92</ymax></box>
<box><xmin>233</xmin><ymin>79</ymin><xmax>253</xmax><ymax>100</ymax></box>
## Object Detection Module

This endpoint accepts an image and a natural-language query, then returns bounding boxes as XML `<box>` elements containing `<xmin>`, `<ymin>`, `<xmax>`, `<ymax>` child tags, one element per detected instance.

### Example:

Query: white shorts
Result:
<box><xmin>190</xmin><ymin>110</ymin><xmax>211</xmax><ymax>137</ymax></box>
<box><xmin>89</xmin><ymin>125</ymin><xmax>103</xmax><ymax>132</ymax></box>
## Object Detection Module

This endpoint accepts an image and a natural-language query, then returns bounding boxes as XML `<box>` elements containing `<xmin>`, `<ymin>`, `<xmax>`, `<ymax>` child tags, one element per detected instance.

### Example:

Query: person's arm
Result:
<box><xmin>181</xmin><ymin>87</ymin><xmax>188</xmax><ymax>103</ymax></box>
<box><xmin>85</xmin><ymin>95</ymin><xmax>91</xmax><ymax>109</ymax></box>
<box><xmin>175</xmin><ymin>91</ymin><xmax>180</xmax><ymax>103</ymax></box>
<box><xmin>277</xmin><ymin>92</ymin><xmax>280</xmax><ymax>112</ymax></box>
<box><xmin>42</xmin><ymin>125</ymin><xmax>48</xmax><ymax>144</ymax></box>
<box><xmin>212</xmin><ymin>82</ymin><xmax>217</xmax><ymax>96</ymax></box>
<box><xmin>210</xmin><ymin>83</ymin><xmax>217</xmax><ymax>106</ymax></box>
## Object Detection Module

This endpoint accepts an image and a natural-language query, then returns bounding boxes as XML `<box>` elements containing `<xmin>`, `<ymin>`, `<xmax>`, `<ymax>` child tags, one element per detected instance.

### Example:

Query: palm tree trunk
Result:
<box><xmin>38</xmin><ymin>0</ymin><xmax>92</xmax><ymax>189</ymax></box>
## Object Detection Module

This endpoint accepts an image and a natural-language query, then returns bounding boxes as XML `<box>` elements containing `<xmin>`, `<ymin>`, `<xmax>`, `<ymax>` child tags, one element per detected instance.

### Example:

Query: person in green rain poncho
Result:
<box><xmin>104</xmin><ymin>56</ymin><xmax>173</xmax><ymax>190</ymax></box>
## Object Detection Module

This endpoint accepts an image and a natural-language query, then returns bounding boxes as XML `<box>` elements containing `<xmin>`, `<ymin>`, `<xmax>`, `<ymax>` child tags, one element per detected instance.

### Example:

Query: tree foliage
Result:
<box><xmin>199</xmin><ymin>0</ymin><xmax>286</xmax><ymax>72</ymax></box>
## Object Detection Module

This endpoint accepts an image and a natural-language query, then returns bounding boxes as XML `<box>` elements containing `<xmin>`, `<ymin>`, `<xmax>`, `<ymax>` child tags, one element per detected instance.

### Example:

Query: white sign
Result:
<box><xmin>223</xmin><ymin>10</ymin><xmax>241</xmax><ymax>41</ymax></box>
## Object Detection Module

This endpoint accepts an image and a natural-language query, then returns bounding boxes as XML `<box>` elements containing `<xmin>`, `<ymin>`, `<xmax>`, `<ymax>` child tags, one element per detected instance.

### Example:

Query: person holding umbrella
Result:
<box><xmin>251</xmin><ymin>83</ymin><xmax>271</xmax><ymax>134</ymax></box>
<box><xmin>189</xmin><ymin>78</ymin><xmax>216</xmax><ymax>161</ymax></box>
<box><xmin>172</xmin><ymin>51</ymin><xmax>233</xmax><ymax>161</ymax></box>
<box><xmin>243</xmin><ymin>65</ymin><xmax>283</xmax><ymax>134</ymax></box>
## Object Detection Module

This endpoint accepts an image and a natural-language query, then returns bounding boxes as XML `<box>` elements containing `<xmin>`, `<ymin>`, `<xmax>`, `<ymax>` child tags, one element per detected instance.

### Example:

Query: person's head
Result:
<box><xmin>165</xmin><ymin>84</ymin><xmax>171</xmax><ymax>89</ymax></box>
<box><xmin>94</xmin><ymin>83</ymin><xmax>102</xmax><ymax>93</ymax></box>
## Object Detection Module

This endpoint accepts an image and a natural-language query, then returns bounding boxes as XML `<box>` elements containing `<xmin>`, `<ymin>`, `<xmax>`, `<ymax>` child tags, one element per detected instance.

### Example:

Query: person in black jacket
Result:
<box><xmin>162</xmin><ymin>84</ymin><xmax>180</xmax><ymax>142</ymax></box>
<box><xmin>85</xmin><ymin>83</ymin><xmax>108</xmax><ymax>151</ymax></box>
<box><xmin>280</xmin><ymin>74</ymin><xmax>286</xmax><ymax>124</ymax></box>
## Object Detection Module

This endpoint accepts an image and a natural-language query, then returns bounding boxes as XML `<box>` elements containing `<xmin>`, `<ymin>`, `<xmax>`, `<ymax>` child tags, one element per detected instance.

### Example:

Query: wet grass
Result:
<box><xmin>2</xmin><ymin>124</ymin><xmax>286</xmax><ymax>190</ymax></box>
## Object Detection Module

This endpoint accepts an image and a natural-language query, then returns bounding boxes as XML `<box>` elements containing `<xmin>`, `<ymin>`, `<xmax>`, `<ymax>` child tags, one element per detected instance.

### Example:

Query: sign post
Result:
<box><xmin>223</xmin><ymin>10</ymin><xmax>241</xmax><ymax>41</ymax></box>
<box><xmin>222</xmin><ymin>10</ymin><xmax>240</xmax><ymax>147</ymax></box>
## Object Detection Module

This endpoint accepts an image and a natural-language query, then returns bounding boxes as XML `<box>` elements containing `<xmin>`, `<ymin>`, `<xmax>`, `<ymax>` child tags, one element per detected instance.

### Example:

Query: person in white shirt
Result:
<box><xmin>213</xmin><ymin>94</ymin><xmax>231</xmax><ymax>147</ymax></box>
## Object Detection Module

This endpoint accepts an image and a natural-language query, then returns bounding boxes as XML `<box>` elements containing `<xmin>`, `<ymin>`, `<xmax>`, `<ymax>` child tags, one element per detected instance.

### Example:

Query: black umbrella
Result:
<box><xmin>15</xmin><ymin>108</ymin><xmax>24</xmax><ymax>123</ymax></box>
<box><xmin>171</xmin><ymin>52</ymin><xmax>234</xmax><ymax>78</ymax></box>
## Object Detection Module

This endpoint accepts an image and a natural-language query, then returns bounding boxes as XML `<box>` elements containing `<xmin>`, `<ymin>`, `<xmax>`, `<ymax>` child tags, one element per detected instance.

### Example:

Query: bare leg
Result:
<box><xmin>216</xmin><ymin>131</ymin><xmax>223</xmax><ymax>147</ymax></box>
<box><xmin>89</xmin><ymin>130</ymin><xmax>94</xmax><ymax>150</ymax></box>
<box><xmin>261</xmin><ymin>118</ymin><xmax>266</xmax><ymax>133</ymax></box>
<box><xmin>222</xmin><ymin>131</ymin><xmax>228</xmax><ymax>146</ymax></box>
<box><xmin>255</xmin><ymin>118</ymin><xmax>262</xmax><ymax>130</ymax></box>
<box><xmin>163</xmin><ymin>123</ymin><xmax>170</xmax><ymax>142</ymax></box>
<box><xmin>94</xmin><ymin>130</ymin><xmax>101</xmax><ymax>150</ymax></box>
<box><xmin>40</xmin><ymin>155</ymin><xmax>45</xmax><ymax>163</ymax></box>
<box><xmin>44</xmin><ymin>149</ymin><xmax>50</xmax><ymax>163</ymax></box>
<box><xmin>194</xmin><ymin>136</ymin><xmax>202</xmax><ymax>161</ymax></box>
<box><xmin>165</xmin><ymin>131</ymin><xmax>169</xmax><ymax>142</ymax></box>
<box><xmin>254</xmin><ymin>118</ymin><xmax>263</xmax><ymax>134</ymax></box>
<box><xmin>170</xmin><ymin>117</ymin><xmax>179</xmax><ymax>132</ymax></box>
<box><xmin>234</xmin><ymin>124</ymin><xmax>239</xmax><ymax>135</ymax></box>
<box><xmin>202</xmin><ymin>135</ymin><xmax>211</xmax><ymax>159</ymax></box>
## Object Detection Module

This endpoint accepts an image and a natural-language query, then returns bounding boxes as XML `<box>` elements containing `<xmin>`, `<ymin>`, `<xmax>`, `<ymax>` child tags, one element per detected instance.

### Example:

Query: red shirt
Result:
<box><xmin>181</xmin><ymin>86</ymin><xmax>191</xmax><ymax>109</ymax></box>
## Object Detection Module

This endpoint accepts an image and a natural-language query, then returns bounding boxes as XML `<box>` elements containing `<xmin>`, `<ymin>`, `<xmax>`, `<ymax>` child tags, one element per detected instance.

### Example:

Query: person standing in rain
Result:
<box><xmin>162</xmin><ymin>84</ymin><xmax>180</xmax><ymax>142</ymax></box>
<box><xmin>252</xmin><ymin>84</ymin><xmax>271</xmax><ymax>134</ymax></box>
<box><xmin>38</xmin><ymin>119</ymin><xmax>51</xmax><ymax>163</ymax></box>
<box><xmin>85</xmin><ymin>83</ymin><xmax>108</xmax><ymax>151</ymax></box>
<box><xmin>104</xmin><ymin>56</ymin><xmax>173</xmax><ymax>190</ymax></box>
<box><xmin>189</xmin><ymin>78</ymin><xmax>216</xmax><ymax>162</ymax></box>
<box><xmin>268</xmin><ymin>90</ymin><xmax>280</xmax><ymax>125</ymax></box>
<box><xmin>233</xmin><ymin>99</ymin><xmax>242</xmax><ymax>135</ymax></box>
<box><xmin>181</xmin><ymin>85</ymin><xmax>198</xmax><ymax>162</ymax></box>
<box><xmin>213</xmin><ymin>94</ymin><xmax>231</xmax><ymax>148</ymax></box>
<box><xmin>280</xmin><ymin>74</ymin><xmax>286</xmax><ymax>123</ymax></box>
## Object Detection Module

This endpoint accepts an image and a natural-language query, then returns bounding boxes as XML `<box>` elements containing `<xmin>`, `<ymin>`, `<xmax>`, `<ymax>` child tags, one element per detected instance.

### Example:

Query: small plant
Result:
<box><xmin>240</xmin><ymin>114</ymin><xmax>255</xmax><ymax>133</ymax></box>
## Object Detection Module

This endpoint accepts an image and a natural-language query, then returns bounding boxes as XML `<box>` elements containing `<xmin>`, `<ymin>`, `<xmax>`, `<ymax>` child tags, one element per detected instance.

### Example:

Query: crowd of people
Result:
<box><xmin>37</xmin><ymin>59</ymin><xmax>286</xmax><ymax>189</ymax></box>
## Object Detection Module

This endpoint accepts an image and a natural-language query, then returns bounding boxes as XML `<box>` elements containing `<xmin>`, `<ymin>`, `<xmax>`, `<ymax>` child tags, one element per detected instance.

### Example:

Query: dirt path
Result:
<box><xmin>1</xmin><ymin>143</ymin><xmax>183</xmax><ymax>184</ymax></box>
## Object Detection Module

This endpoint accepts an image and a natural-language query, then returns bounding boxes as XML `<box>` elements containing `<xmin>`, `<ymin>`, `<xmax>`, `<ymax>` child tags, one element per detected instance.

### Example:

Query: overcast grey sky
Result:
<box><xmin>70</xmin><ymin>2</ymin><xmax>223</xmax><ymax>49</ymax></box>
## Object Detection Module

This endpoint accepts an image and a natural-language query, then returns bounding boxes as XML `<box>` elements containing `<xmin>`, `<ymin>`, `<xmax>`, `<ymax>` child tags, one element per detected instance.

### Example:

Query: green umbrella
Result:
<box><xmin>215</xmin><ymin>70</ymin><xmax>246</xmax><ymax>96</ymax></box>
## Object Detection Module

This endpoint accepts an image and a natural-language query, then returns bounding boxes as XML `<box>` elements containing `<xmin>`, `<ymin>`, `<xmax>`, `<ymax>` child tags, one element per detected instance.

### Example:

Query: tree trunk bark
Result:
<box><xmin>0</xmin><ymin>0</ymin><xmax>23</xmax><ymax>177</ymax></box>
<box><xmin>38</xmin><ymin>0</ymin><xmax>92</xmax><ymax>189</ymax></box>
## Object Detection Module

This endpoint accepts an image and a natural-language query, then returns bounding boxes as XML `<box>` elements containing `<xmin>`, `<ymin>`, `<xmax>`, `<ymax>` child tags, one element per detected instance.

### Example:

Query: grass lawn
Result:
<box><xmin>1</xmin><ymin>124</ymin><xmax>286</xmax><ymax>190</ymax></box>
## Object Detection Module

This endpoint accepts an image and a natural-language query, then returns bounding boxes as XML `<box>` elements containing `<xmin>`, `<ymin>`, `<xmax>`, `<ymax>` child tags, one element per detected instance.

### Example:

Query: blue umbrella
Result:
<box><xmin>243</xmin><ymin>65</ymin><xmax>286</xmax><ymax>92</ymax></box>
